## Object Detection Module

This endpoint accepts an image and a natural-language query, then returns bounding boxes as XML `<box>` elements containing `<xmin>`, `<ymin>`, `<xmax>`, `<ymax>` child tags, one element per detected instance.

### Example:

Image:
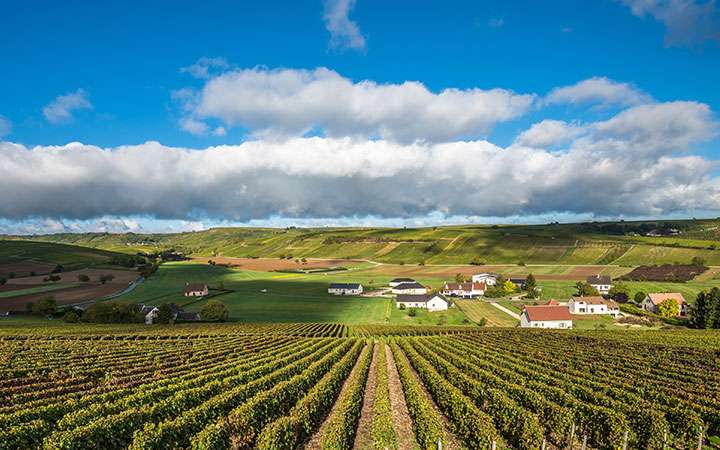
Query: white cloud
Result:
<box><xmin>544</xmin><ymin>77</ymin><xmax>652</xmax><ymax>108</ymax></box>
<box><xmin>0</xmin><ymin>100</ymin><xmax>717</xmax><ymax>222</ymax></box>
<box><xmin>620</xmin><ymin>0</ymin><xmax>720</xmax><ymax>46</ymax></box>
<box><xmin>179</xmin><ymin>66</ymin><xmax>535</xmax><ymax>143</ymax></box>
<box><xmin>179</xmin><ymin>117</ymin><xmax>210</xmax><ymax>135</ymax></box>
<box><xmin>0</xmin><ymin>116</ymin><xmax>11</xmax><ymax>137</ymax></box>
<box><xmin>323</xmin><ymin>0</ymin><xmax>367</xmax><ymax>51</ymax></box>
<box><xmin>514</xmin><ymin>120</ymin><xmax>586</xmax><ymax>148</ymax></box>
<box><xmin>42</xmin><ymin>89</ymin><xmax>93</xmax><ymax>124</ymax></box>
<box><xmin>212</xmin><ymin>126</ymin><xmax>227</xmax><ymax>137</ymax></box>
<box><xmin>180</xmin><ymin>57</ymin><xmax>230</xmax><ymax>79</ymax></box>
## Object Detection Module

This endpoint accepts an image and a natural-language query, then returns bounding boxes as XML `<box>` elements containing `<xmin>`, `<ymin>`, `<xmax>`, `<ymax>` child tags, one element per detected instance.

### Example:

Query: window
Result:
<box><xmin>579</xmin><ymin>308</ymin><xmax>585</xmax><ymax>313</ymax></box>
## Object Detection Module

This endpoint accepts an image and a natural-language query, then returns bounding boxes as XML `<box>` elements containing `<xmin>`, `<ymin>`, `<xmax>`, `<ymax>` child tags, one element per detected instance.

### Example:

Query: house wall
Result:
<box><xmin>392</xmin><ymin>288</ymin><xmax>427</xmax><ymax>295</ymax></box>
<box><xmin>520</xmin><ymin>316</ymin><xmax>572</xmax><ymax>329</ymax></box>
<box><xmin>427</xmin><ymin>298</ymin><xmax>448</xmax><ymax>311</ymax></box>
<box><xmin>396</xmin><ymin>302</ymin><xmax>426</xmax><ymax>309</ymax></box>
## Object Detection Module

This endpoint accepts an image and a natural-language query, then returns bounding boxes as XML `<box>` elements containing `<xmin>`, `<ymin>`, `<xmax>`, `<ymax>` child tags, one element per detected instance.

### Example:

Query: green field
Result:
<box><xmin>455</xmin><ymin>300</ymin><xmax>519</xmax><ymax>327</ymax></box>
<box><xmin>0</xmin><ymin>240</ymin><xmax>121</xmax><ymax>268</ymax></box>
<box><xmin>8</xmin><ymin>218</ymin><xmax>720</xmax><ymax>265</ymax></box>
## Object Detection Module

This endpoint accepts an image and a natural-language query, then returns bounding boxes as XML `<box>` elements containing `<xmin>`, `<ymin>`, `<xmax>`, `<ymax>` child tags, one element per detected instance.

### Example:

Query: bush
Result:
<box><xmin>155</xmin><ymin>303</ymin><xmax>176</xmax><ymax>324</ymax></box>
<box><xmin>399</xmin><ymin>303</ymin><xmax>406</xmax><ymax>310</ymax></box>
<box><xmin>0</xmin><ymin>277</ymin><xmax>6</xmax><ymax>285</ymax></box>
<box><xmin>77</xmin><ymin>274</ymin><xmax>90</xmax><ymax>282</ymax></box>
<box><xmin>477</xmin><ymin>317</ymin><xmax>487</xmax><ymax>327</ymax></box>
<box><xmin>407</xmin><ymin>308</ymin><xmax>417</xmax><ymax>317</ymax></box>
<box><xmin>99</xmin><ymin>274</ymin><xmax>116</xmax><ymax>284</ymax></box>
<box><xmin>30</xmin><ymin>297</ymin><xmax>57</xmax><ymax>316</ymax></box>
<box><xmin>62</xmin><ymin>311</ymin><xmax>80</xmax><ymax>323</ymax></box>
<box><xmin>633</xmin><ymin>291</ymin><xmax>646</xmax><ymax>304</ymax></box>
<box><xmin>82</xmin><ymin>302</ymin><xmax>143</xmax><ymax>323</ymax></box>
<box><xmin>201</xmin><ymin>299</ymin><xmax>229</xmax><ymax>322</ymax></box>
<box><xmin>43</xmin><ymin>275</ymin><xmax>61</xmax><ymax>283</ymax></box>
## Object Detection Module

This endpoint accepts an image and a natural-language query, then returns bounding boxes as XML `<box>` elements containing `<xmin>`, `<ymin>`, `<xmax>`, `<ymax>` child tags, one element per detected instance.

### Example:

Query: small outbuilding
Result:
<box><xmin>184</xmin><ymin>283</ymin><xmax>209</xmax><ymax>297</ymax></box>
<box><xmin>391</xmin><ymin>282</ymin><xmax>428</xmax><ymax>295</ymax></box>
<box><xmin>395</xmin><ymin>294</ymin><xmax>449</xmax><ymax>312</ymax></box>
<box><xmin>328</xmin><ymin>283</ymin><xmax>364</xmax><ymax>295</ymax></box>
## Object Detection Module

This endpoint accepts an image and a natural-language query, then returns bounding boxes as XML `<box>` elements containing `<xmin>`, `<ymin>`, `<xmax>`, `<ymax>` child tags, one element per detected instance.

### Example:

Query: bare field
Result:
<box><xmin>5</xmin><ymin>268</ymin><xmax>139</xmax><ymax>286</ymax></box>
<box><xmin>0</xmin><ymin>261</ymin><xmax>56</xmax><ymax>278</ymax></box>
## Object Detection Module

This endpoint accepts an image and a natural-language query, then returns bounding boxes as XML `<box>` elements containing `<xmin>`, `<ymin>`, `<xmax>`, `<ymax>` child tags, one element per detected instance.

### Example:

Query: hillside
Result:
<box><xmin>4</xmin><ymin>218</ymin><xmax>720</xmax><ymax>265</ymax></box>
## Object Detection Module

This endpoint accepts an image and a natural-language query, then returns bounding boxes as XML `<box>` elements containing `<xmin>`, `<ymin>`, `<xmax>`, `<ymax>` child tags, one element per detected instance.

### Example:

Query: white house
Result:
<box><xmin>440</xmin><ymin>281</ymin><xmax>486</xmax><ymax>298</ymax></box>
<box><xmin>328</xmin><ymin>283</ymin><xmax>364</xmax><ymax>295</ymax></box>
<box><xmin>391</xmin><ymin>282</ymin><xmax>428</xmax><ymax>295</ymax></box>
<box><xmin>396</xmin><ymin>294</ymin><xmax>449</xmax><ymax>312</ymax></box>
<box><xmin>184</xmin><ymin>283</ymin><xmax>209</xmax><ymax>297</ymax></box>
<box><xmin>568</xmin><ymin>296</ymin><xmax>620</xmax><ymax>316</ymax></box>
<box><xmin>640</xmin><ymin>293</ymin><xmax>687</xmax><ymax>317</ymax></box>
<box><xmin>586</xmin><ymin>275</ymin><xmax>612</xmax><ymax>295</ymax></box>
<box><xmin>520</xmin><ymin>305</ymin><xmax>573</xmax><ymax>329</ymax></box>
<box><xmin>389</xmin><ymin>278</ymin><xmax>416</xmax><ymax>288</ymax></box>
<box><xmin>471</xmin><ymin>273</ymin><xmax>499</xmax><ymax>286</ymax></box>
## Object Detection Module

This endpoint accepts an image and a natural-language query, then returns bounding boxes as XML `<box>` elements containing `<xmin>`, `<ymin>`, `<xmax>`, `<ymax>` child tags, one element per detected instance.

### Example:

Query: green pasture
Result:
<box><xmin>0</xmin><ymin>283</ymin><xmax>81</xmax><ymax>299</ymax></box>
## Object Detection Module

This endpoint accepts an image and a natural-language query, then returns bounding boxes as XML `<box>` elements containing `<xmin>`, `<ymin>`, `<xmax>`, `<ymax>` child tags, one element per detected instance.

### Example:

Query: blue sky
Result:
<box><xmin>1</xmin><ymin>0</ymin><xmax>720</xmax><ymax>233</ymax></box>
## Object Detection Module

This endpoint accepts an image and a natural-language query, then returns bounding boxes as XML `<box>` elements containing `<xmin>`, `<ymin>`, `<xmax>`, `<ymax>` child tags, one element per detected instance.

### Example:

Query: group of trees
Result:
<box><xmin>691</xmin><ymin>288</ymin><xmax>720</xmax><ymax>329</ymax></box>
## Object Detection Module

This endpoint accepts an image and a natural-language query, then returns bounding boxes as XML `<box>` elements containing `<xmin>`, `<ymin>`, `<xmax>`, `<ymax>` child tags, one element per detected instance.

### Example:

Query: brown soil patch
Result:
<box><xmin>0</xmin><ymin>261</ymin><xmax>55</xmax><ymax>278</ymax></box>
<box><xmin>304</xmin><ymin>344</ymin><xmax>370</xmax><ymax>450</ymax></box>
<box><xmin>394</xmin><ymin>346</ymin><xmax>463</xmax><ymax>450</ymax></box>
<box><xmin>385</xmin><ymin>344</ymin><xmax>419</xmax><ymax>450</ymax></box>
<box><xmin>352</xmin><ymin>344</ymin><xmax>378</xmax><ymax>450</ymax></box>
<box><xmin>6</xmin><ymin>268</ymin><xmax>138</xmax><ymax>286</ymax></box>
<box><xmin>193</xmin><ymin>256</ymin><xmax>364</xmax><ymax>272</ymax></box>
<box><xmin>0</xmin><ymin>283</ymin><xmax>129</xmax><ymax>312</ymax></box>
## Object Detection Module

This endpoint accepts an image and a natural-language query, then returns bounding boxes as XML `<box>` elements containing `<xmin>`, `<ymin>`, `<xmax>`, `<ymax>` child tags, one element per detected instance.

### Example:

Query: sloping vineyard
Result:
<box><xmin>1</xmin><ymin>326</ymin><xmax>719</xmax><ymax>449</ymax></box>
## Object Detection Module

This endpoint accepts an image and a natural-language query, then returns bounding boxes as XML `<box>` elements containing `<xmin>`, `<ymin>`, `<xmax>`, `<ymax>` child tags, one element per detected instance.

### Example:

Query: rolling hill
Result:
<box><xmin>4</xmin><ymin>218</ymin><xmax>720</xmax><ymax>265</ymax></box>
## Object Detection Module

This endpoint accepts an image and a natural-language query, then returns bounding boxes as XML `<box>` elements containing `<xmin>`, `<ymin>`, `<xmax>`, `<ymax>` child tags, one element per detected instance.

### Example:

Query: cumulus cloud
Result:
<box><xmin>323</xmin><ymin>0</ymin><xmax>367</xmax><ymax>51</ymax></box>
<box><xmin>0</xmin><ymin>100</ymin><xmax>717</xmax><ymax>223</ymax></box>
<box><xmin>544</xmin><ymin>77</ymin><xmax>652</xmax><ymax>108</ymax></box>
<box><xmin>0</xmin><ymin>116</ymin><xmax>11</xmax><ymax>137</ymax></box>
<box><xmin>178</xmin><ymin>66</ymin><xmax>535</xmax><ymax>143</ymax></box>
<box><xmin>42</xmin><ymin>89</ymin><xmax>93</xmax><ymax>124</ymax></box>
<box><xmin>620</xmin><ymin>0</ymin><xmax>720</xmax><ymax>46</ymax></box>
<box><xmin>514</xmin><ymin>120</ymin><xmax>586</xmax><ymax>148</ymax></box>
<box><xmin>180</xmin><ymin>57</ymin><xmax>230</xmax><ymax>79</ymax></box>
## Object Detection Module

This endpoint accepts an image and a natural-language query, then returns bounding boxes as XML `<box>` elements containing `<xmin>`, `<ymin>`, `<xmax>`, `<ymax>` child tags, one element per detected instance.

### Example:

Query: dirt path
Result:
<box><xmin>352</xmin><ymin>344</ymin><xmax>378</xmax><ymax>450</ymax></box>
<box><xmin>304</xmin><ymin>344</ymin><xmax>369</xmax><ymax>450</ymax></box>
<box><xmin>385</xmin><ymin>344</ymin><xmax>419</xmax><ymax>450</ymax></box>
<box><xmin>394</xmin><ymin>346</ymin><xmax>464</xmax><ymax>450</ymax></box>
<box><xmin>490</xmin><ymin>302</ymin><xmax>521</xmax><ymax>319</ymax></box>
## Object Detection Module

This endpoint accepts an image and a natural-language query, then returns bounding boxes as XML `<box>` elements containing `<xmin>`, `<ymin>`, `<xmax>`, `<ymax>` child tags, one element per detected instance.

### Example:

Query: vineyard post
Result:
<box><xmin>437</xmin><ymin>438</ymin><xmax>442</xmax><ymax>450</ymax></box>
<box><xmin>541</xmin><ymin>438</ymin><xmax>547</xmax><ymax>450</ymax></box>
<box><xmin>697</xmin><ymin>425</ymin><xmax>703</xmax><ymax>450</ymax></box>
<box><xmin>663</xmin><ymin>430</ymin><xmax>668</xmax><ymax>450</ymax></box>
<box><xmin>622</xmin><ymin>430</ymin><xmax>628</xmax><ymax>450</ymax></box>
<box><xmin>491</xmin><ymin>440</ymin><xmax>496</xmax><ymax>450</ymax></box>
<box><xmin>567</xmin><ymin>423</ymin><xmax>576</xmax><ymax>450</ymax></box>
<box><xmin>581</xmin><ymin>434</ymin><xmax>587</xmax><ymax>450</ymax></box>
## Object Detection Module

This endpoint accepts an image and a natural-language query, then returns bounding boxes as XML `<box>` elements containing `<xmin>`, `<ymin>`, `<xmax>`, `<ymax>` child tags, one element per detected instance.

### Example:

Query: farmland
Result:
<box><xmin>8</xmin><ymin>218</ymin><xmax>720</xmax><ymax>265</ymax></box>
<box><xmin>1</xmin><ymin>325</ymin><xmax>719</xmax><ymax>449</ymax></box>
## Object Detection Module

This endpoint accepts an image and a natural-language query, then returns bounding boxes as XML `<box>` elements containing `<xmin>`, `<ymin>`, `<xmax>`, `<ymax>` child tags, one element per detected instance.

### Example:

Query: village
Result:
<box><xmin>328</xmin><ymin>273</ymin><xmax>688</xmax><ymax>329</ymax></box>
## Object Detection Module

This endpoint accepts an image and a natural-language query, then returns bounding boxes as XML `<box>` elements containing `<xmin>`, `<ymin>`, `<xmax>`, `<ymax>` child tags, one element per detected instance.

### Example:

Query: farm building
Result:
<box><xmin>509</xmin><ymin>278</ymin><xmax>527</xmax><ymax>289</ymax></box>
<box><xmin>388</xmin><ymin>277</ymin><xmax>416</xmax><ymax>287</ymax></box>
<box><xmin>640</xmin><ymin>293</ymin><xmax>687</xmax><ymax>317</ymax></box>
<box><xmin>568</xmin><ymin>296</ymin><xmax>620</xmax><ymax>316</ymax></box>
<box><xmin>440</xmin><ymin>281</ymin><xmax>486</xmax><ymax>298</ymax></box>
<box><xmin>520</xmin><ymin>305</ymin><xmax>573</xmax><ymax>329</ymax></box>
<box><xmin>586</xmin><ymin>275</ymin><xmax>612</xmax><ymax>295</ymax></box>
<box><xmin>391</xmin><ymin>282</ymin><xmax>428</xmax><ymax>295</ymax></box>
<box><xmin>141</xmin><ymin>303</ymin><xmax>200</xmax><ymax>324</ymax></box>
<box><xmin>328</xmin><ymin>283</ymin><xmax>363</xmax><ymax>295</ymax></box>
<box><xmin>395</xmin><ymin>294</ymin><xmax>449</xmax><ymax>311</ymax></box>
<box><xmin>471</xmin><ymin>273</ymin><xmax>499</xmax><ymax>285</ymax></box>
<box><xmin>184</xmin><ymin>283</ymin><xmax>209</xmax><ymax>297</ymax></box>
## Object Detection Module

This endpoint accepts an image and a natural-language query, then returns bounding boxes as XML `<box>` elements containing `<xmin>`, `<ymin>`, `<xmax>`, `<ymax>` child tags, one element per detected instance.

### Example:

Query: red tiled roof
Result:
<box><xmin>545</xmin><ymin>299</ymin><xmax>559</xmax><ymax>305</ymax></box>
<box><xmin>647</xmin><ymin>293</ymin><xmax>686</xmax><ymax>306</ymax></box>
<box><xmin>524</xmin><ymin>305</ymin><xmax>572</xmax><ymax>322</ymax></box>
<box><xmin>184</xmin><ymin>283</ymin><xmax>208</xmax><ymax>293</ymax></box>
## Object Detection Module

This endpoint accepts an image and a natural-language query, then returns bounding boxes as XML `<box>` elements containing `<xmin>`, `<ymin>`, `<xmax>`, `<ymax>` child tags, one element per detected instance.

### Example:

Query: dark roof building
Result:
<box><xmin>587</xmin><ymin>275</ymin><xmax>612</xmax><ymax>285</ymax></box>
<box><xmin>390</xmin><ymin>277</ymin><xmax>415</xmax><ymax>283</ymax></box>
<box><xmin>329</xmin><ymin>283</ymin><xmax>362</xmax><ymax>290</ymax></box>
<box><xmin>396</xmin><ymin>293</ymin><xmax>447</xmax><ymax>303</ymax></box>
<box><xmin>393</xmin><ymin>282</ymin><xmax>425</xmax><ymax>290</ymax></box>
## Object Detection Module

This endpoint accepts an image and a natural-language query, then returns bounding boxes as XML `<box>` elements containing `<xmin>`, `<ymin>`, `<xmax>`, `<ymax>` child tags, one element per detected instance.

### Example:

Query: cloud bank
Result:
<box><xmin>621</xmin><ymin>0</ymin><xmax>720</xmax><ymax>46</ymax></box>
<box><xmin>176</xmin><ymin>66</ymin><xmax>535</xmax><ymax>143</ymax></box>
<box><xmin>1</xmin><ymin>100</ymin><xmax>717</xmax><ymax>225</ymax></box>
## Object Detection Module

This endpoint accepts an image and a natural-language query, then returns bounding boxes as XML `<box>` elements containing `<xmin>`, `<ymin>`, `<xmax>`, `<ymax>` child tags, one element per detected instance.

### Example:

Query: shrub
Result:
<box><xmin>155</xmin><ymin>303</ymin><xmax>176</xmax><ymax>324</ymax></box>
<box><xmin>99</xmin><ymin>274</ymin><xmax>116</xmax><ymax>284</ymax></box>
<box><xmin>82</xmin><ymin>302</ymin><xmax>143</xmax><ymax>323</ymax></box>
<box><xmin>477</xmin><ymin>317</ymin><xmax>487</xmax><ymax>327</ymax></box>
<box><xmin>0</xmin><ymin>277</ymin><xmax>6</xmax><ymax>285</ymax></box>
<box><xmin>31</xmin><ymin>297</ymin><xmax>57</xmax><ymax>316</ymax></box>
<box><xmin>201</xmin><ymin>299</ymin><xmax>229</xmax><ymax>322</ymax></box>
<box><xmin>77</xmin><ymin>274</ymin><xmax>90</xmax><ymax>282</ymax></box>
<box><xmin>407</xmin><ymin>308</ymin><xmax>417</xmax><ymax>317</ymax></box>
<box><xmin>62</xmin><ymin>311</ymin><xmax>80</xmax><ymax>323</ymax></box>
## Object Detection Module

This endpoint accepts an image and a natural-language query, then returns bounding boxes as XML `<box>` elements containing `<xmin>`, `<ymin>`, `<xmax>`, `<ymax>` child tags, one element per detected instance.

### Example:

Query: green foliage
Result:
<box><xmin>692</xmin><ymin>287</ymin><xmax>720</xmax><ymax>329</ymax></box>
<box><xmin>77</xmin><ymin>274</ymin><xmax>90</xmax><ymax>282</ymax></box>
<box><xmin>62</xmin><ymin>311</ymin><xmax>80</xmax><ymax>323</ymax></box>
<box><xmin>371</xmin><ymin>344</ymin><xmax>397</xmax><ymax>450</ymax></box>
<box><xmin>608</xmin><ymin>282</ymin><xmax>630</xmax><ymax>303</ymax></box>
<box><xmin>99</xmin><ymin>274</ymin><xmax>116</xmax><ymax>284</ymax></box>
<box><xmin>691</xmin><ymin>256</ymin><xmax>706</xmax><ymax>266</ymax></box>
<box><xmin>30</xmin><ymin>296</ymin><xmax>57</xmax><ymax>316</ymax></box>
<box><xmin>200</xmin><ymin>300</ymin><xmax>229</xmax><ymax>322</ymax></box>
<box><xmin>575</xmin><ymin>281</ymin><xmax>600</xmax><ymax>296</ymax></box>
<box><xmin>155</xmin><ymin>303</ymin><xmax>175</xmax><ymax>324</ymax></box>
<box><xmin>0</xmin><ymin>277</ymin><xmax>6</xmax><ymax>285</ymax></box>
<box><xmin>407</xmin><ymin>308</ymin><xmax>417</xmax><ymax>317</ymax></box>
<box><xmin>503</xmin><ymin>279</ymin><xmax>518</xmax><ymax>295</ymax></box>
<box><xmin>81</xmin><ymin>301</ymin><xmax>143</xmax><ymax>323</ymax></box>
<box><xmin>658</xmin><ymin>298</ymin><xmax>680</xmax><ymax>318</ymax></box>
<box><xmin>633</xmin><ymin>291</ymin><xmax>646</xmax><ymax>304</ymax></box>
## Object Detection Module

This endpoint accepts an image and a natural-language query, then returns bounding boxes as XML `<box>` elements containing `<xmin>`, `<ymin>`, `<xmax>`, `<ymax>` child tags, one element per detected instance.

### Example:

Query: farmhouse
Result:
<box><xmin>395</xmin><ymin>294</ymin><xmax>449</xmax><ymax>311</ymax></box>
<box><xmin>520</xmin><ymin>305</ymin><xmax>573</xmax><ymax>329</ymax></box>
<box><xmin>440</xmin><ymin>281</ymin><xmax>486</xmax><ymax>298</ymax></box>
<box><xmin>640</xmin><ymin>293</ymin><xmax>687</xmax><ymax>317</ymax></box>
<box><xmin>586</xmin><ymin>275</ymin><xmax>612</xmax><ymax>295</ymax></box>
<box><xmin>328</xmin><ymin>283</ymin><xmax>364</xmax><ymax>295</ymax></box>
<box><xmin>141</xmin><ymin>303</ymin><xmax>201</xmax><ymax>324</ymax></box>
<box><xmin>389</xmin><ymin>277</ymin><xmax>416</xmax><ymax>287</ymax></box>
<box><xmin>391</xmin><ymin>282</ymin><xmax>428</xmax><ymax>295</ymax></box>
<box><xmin>184</xmin><ymin>283</ymin><xmax>209</xmax><ymax>297</ymax></box>
<box><xmin>471</xmin><ymin>273</ymin><xmax>500</xmax><ymax>285</ymax></box>
<box><xmin>568</xmin><ymin>296</ymin><xmax>620</xmax><ymax>316</ymax></box>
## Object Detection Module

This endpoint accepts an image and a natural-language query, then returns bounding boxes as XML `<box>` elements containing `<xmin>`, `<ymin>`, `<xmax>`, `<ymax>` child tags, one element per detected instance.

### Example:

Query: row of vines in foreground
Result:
<box><xmin>0</xmin><ymin>327</ymin><xmax>718</xmax><ymax>449</ymax></box>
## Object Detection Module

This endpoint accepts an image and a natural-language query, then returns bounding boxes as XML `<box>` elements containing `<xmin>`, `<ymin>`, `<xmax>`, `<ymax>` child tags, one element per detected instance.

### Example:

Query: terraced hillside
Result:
<box><xmin>1</xmin><ymin>325</ymin><xmax>719</xmax><ymax>449</ymax></box>
<box><xmin>7</xmin><ymin>218</ymin><xmax>720</xmax><ymax>265</ymax></box>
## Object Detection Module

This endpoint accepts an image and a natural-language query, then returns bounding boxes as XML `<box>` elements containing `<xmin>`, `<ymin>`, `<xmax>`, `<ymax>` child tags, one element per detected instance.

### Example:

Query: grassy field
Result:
<box><xmin>0</xmin><ymin>283</ymin><xmax>81</xmax><ymax>298</ymax></box>
<box><xmin>0</xmin><ymin>240</ymin><xmax>120</xmax><ymax>269</ymax></box>
<box><xmin>9</xmin><ymin>218</ymin><xmax>720</xmax><ymax>265</ymax></box>
<box><xmin>455</xmin><ymin>300</ymin><xmax>519</xmax><ymax>327</ymax></box>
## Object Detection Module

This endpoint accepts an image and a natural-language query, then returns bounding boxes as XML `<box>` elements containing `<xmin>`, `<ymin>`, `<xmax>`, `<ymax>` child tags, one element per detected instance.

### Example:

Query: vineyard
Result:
<box><xmin>1</xmin><ymin>325</ymin><xmax>719</xmax><ymax>449</ymax></box>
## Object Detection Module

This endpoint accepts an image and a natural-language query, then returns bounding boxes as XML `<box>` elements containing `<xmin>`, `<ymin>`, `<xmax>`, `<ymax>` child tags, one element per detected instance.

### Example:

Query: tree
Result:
<box><xmin>455</xmin><ymin>273</ymin><xmax>466</xmax><ymax>283</ymax></box>
<box><xmin>633</xmin><ymin>291</ymin><xmax>646</xmax><ymax>304</ymax></box>
<box><xmin>523</xmin><ymin>274</ymin><xmax>538</xmax><ymax>298</ymax></box>
<box><xmin>77</xmin><ymin>274</ymin><xmax>90</xmax><ymax>282</ymax></box>
<box><xmin>82</xmin><ymin>302</ymin><xmax>143</xmax><ymax>323</ymax></box>
<box><xmin>99</xmin><ymin>274</ymin><xmax>116</xmax><ymax>284</ymax></box>
<box><xmin>0</xmin><ymin>277</ymin><xmax>6</xmax><ymax>285</ymax></box>
<box><xmin>693</xmin><ymin>288</ymin><xmax>720</xmax><ymax>329</ymax></box>
<box><xmin>201</xmin><ymin>300</ymin><xmax>229</xmax><ymax>322</ymax></box>
<box><xmin>575</xmin><ymin>281</ymin><xmax>599</xmax><ymax>297</ymax></box>
<box><xmin>608</xmin><ymin>283</ymin><xmax>630</xmax><ymax>303</ymax></box>
<box><xmin>658</xmin><ymin>298</ymin><xmax>680</xmax><ymax>319</ymax></box>
<box><xmin>63</xmin><ymin>311</ymin><xmax>79</xmax><ymax>323</ymax></box>
<box><xmin>155</xmin><ymin>303</ymin><xmax>176</xmax><ymax>324</ymax></box>
<box><xmin>44</xmin><ymin>275</ymin><xmax>61</xmax><ymax>283</ymax></box>
<box><xmin>31</xmin><ymin>297</ymin><xmax>57</xmax><ymax>316</ymax></box>
<box><xmin>407</xmin><ymin>308</ymin><xmax>417</xmax><ymax>317</ymax></box>
<box><xmin>691</xmin><ymin>256</ymin><xmax>706</xmax><ymax>266</ymax></box>
<box><xmin>51</xmin><ymin>264</ymin><xmax>64</xmax><ymax>274</ymax></box>
<box><xmin>503</xmin><ymin>280</ymin><xmax>518</xmax><ymax>296</ymax></box>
